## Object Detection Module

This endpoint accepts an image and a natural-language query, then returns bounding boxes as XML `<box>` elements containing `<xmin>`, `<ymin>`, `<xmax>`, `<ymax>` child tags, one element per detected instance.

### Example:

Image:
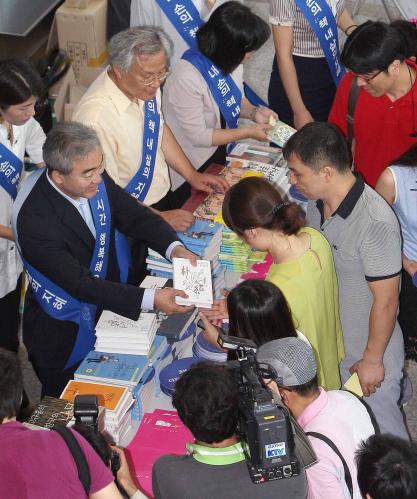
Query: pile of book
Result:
<box><xmin>127</xmin><ymin>409</ymin><xmax>193</xmax><ymax>497</ymax></box>
<box><xmin>219</xmin><ymin>227</ymin><xmax>268</xmax><ymax>274</ymax></box>
<box><xmin>60</xmin><ymin>380</ymin><xmax>134</xmax><ymax>443</ymax></box>
<box><xmin>192</xmin><ymin>332</ymin><xmax>227</xmax><ymax>362</ymax></box>
<box><xmin>94</xmin><ymin>310</ymin><xmax>158</xmax><ymax>356</ymax></box>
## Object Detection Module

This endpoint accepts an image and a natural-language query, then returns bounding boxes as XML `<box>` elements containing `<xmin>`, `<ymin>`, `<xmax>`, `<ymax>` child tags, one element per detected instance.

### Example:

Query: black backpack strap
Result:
<box><xmin>52</xmin><ymin>426</ymin><xmax>91</xmax><ymax>495</ymax></box>
<box><xmin>306</xmin><ymin>431</ymin><xmax>353</xmax><ymax>498</ymax></box>
<box><xmin>346</xmin><ymin>76</ymin><xmax>360</xmax><ymax>156</ymax></box>
<box><xmin>344</xmin><ymin>390</ymin><xmax>381</xmax><ymax>435</ymax></box>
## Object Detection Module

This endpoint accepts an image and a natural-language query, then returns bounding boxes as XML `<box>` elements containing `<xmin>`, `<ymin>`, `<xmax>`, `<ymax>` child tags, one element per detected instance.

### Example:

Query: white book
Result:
<box><xmin>172</xmin><ymin>258</ymin><xmax>213</xmax><ymax>308</ymax></box>
<box><xmin>96</xmin><ymin>311</ymin><xmax>156</xmax><ymax>335</ymax></box>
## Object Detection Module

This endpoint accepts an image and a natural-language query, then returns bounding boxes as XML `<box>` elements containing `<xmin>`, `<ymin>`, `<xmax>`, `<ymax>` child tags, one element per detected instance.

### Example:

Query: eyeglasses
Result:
<box><xmin>138</xmin><ymin>70</ymin><xmax>171</xmax><ymax>87</ymax></box>
<box><xmin>352</xmin><ymin>68</ymin><xmax>385</xmax><ymax>84</ymax></box>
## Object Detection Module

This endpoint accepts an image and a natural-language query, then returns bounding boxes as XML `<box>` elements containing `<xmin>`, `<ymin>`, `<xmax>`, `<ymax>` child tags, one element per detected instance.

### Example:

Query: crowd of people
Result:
<box><xmin>1</xmin><ymin>0</ymin><xmax>417</xmax><ymax>497</ymax></box>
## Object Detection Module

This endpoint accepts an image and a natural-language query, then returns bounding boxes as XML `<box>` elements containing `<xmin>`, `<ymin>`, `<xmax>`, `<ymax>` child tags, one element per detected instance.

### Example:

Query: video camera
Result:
<box><xmin>218</xmin><ymin>333</ymin><xmax>301</xmax><ymax>484</ymax></box>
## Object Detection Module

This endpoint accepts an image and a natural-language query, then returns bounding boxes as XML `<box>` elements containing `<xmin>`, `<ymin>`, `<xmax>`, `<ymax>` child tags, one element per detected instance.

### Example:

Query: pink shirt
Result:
<box><xmin>298</xmin><ymin>388</ymin><xmax>375</xmax><ymax>499</ymax></box>
<box><xmin>0</xmin><ymin>421</ymin><xmax>114</xmax><ymax>499</ymax></box>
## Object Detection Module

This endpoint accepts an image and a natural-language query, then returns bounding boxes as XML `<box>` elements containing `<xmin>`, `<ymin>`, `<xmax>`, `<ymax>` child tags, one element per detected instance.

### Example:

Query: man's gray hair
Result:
<box><xmin>108</xmin><ymin>26</ymin><xmax>173</xmax><ymax>72</ymax></box>
<box><xmin>43</xmin><ymin>121</ymin><xmax>101</xmax><ymax>174</ymax></box>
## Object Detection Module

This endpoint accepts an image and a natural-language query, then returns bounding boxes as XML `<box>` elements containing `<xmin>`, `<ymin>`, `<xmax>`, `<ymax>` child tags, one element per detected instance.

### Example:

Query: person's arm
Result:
<box><xmin>375</xmin><ymin>168</ymin><xmax>396</xmax><ymax>205</ymax></box>
<box><xmin>272</xmin><ymin>25</ymin><xmax>313</xmax><ymax>129</ymax></box>
<box><xmin>161</xmin><ymin>123</ymin><xmax>228</xmax><ymax>193</ymax></box>
<box><xmin>336</xmin><ymin>9</ymin><xmax>357</xmax><ymax>35</ymax></box>
<box><xmin>112</xmin><ymin>447</ymin><xmax>149</xmax><ymax>498</ymax></box>
<box><xmin>0</xmin><ymin>225</ymin><xmax>13</xmax><ymax>241</ymax></box>
<box><xmin>350</xmin><ymin>276</ymin><xmax>400</xmax><ymax>396</ymax></box>
<box><xmin>90</xmin><ymin>482</ymin><xmax>123</xmax><ymax>499</ymax></box>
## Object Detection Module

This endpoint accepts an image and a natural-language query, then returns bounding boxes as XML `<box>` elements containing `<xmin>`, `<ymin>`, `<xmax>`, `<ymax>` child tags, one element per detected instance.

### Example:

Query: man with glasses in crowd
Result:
<box><xmin>13</xmin><ymin>121</ymin><xmax>197</xmax><ymax>398</ymax></box>
<box><xmin>73</xmin><ymin>26</ymin><xmax>227</xmax><ymax>233</ymax></box>
<box><xmin>329</xmin><ymin>21</ymin><xmax>417</xmax><ymax>187</ymax></box>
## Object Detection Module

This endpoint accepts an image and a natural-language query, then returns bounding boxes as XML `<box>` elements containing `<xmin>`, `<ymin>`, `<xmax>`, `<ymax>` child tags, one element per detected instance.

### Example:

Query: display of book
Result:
<box><xmin>24</xmin><ymin>396</ymin><xmax>74</xmax><ymax>429</ymax></box>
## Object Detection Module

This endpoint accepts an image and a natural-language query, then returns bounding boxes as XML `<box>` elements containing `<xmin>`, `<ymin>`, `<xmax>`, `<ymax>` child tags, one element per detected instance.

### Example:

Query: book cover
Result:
<box><xmin>226</xmin><ymin>142</ymin><xmax>282</xmax><ymax>167</ymax></box>
<box><xmin>25</xmin><ymin>396</ymin><xmax>74</xmax><ymax>429</ymax></box>
<box><xmin>172</xmin><ymin>258</ymin><xmax>213</xmax><ymax>307</ymax></box>
<box><xmin>177</xmin><ymin>219</ymin><xmax>222</xmax><ymax>248</ymax></box>
<box><xmin>60</xmin><ymin>380</ymin><xmax>128</xmax><ymax>413</ymax></box>
<box><xmin>74</xmin><ymin>351</ymin><xmax>151</xmax><ymax>387</ymax></box>
<box><xmin>267</xmin><ymin>119</ymin><xmax>296</xmax><ymax>147</ymax></box>
<box><xmin>96</xmin><ymin>311</ymin><xmax>157</xmax><ymax>335</ymax></box>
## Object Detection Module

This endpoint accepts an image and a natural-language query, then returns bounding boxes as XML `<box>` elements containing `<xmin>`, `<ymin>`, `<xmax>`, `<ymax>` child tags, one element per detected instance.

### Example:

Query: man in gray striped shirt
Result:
<box><xmin>283</xmin><ymin>122</ymin><xmax>408</xmax><ymax>439</ymax></box>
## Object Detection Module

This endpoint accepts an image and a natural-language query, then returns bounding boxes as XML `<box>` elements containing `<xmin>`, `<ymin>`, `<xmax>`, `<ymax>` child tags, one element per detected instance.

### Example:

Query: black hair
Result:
<box><xmin>222</xmin><ymin>176</ymin><xmax>305</xmax><ymax>237</ymax></box>
<box><xmin>341</xmin><ymin>21</ymin><xmax>408</xmax><ymax>74</ymax></box>
<box><xmin>283</xmin><ymin>122</ymin><xmax>351</xmax><ymax>173</ymax></box>
<box><xmin>227</xmin><ymin>280</ymin><xmax>298</xmax><ymax>344</ymax></box>
<box><xmin>0</xmin><ymin>348</ymin><xmax>23</xmax><ymax>422</ymax></box>
<box><xmin>0</xmin><ymin>59</ymin><xmax>43</xmax><ymax>110</ymax></box>
<box><xmin>356</xmin><ymin>434</ymin><xmax>417</xmax><ymax>499</ymax></box>
<box><xmin>287</xmin><ymin>375</ymin><xmax>319</xmax><ymax>396</ymax></box>
<box><xmin>173</xmin><ymin>362</ymin><xmax>238</xmax><ymax>444</ymax></box>
<box><xmin>391</xmin><ymin>142</ymin><xmax>417</xmax><ymax>167</ymax></box>
<box><xmin>196</xmin><ymin>1</ymin><xmax>270</xmax><ymax>74</ymax></box>
<box><xmin>391</xmin><ymin>20</ymin><xmax>417</xmax><ymax>59</ymax></box>
<box><xmin>72</xmin><ymin>423</ymin><xmax>112</xmax><ymax>466</ymax></box>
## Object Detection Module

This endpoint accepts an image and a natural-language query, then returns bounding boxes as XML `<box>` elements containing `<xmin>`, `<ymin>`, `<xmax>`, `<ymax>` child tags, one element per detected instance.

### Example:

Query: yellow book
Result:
<box><xmin>343</xmin><ymin>373</ymin><xmax>364</xmax><ymax>397</ymax></box>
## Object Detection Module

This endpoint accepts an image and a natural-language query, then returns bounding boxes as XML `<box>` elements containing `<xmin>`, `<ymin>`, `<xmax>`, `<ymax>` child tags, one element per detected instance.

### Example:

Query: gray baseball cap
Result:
<box><xmin>256</xmin><ymin>337</ymin><xmax>317</xmax><ymax>387</ymax></box>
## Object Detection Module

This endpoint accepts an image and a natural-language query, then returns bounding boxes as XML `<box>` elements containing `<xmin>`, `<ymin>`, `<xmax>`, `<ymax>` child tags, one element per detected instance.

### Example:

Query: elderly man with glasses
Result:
<box><xmin>73</xmin><ymin>26</ymin><xmax>228</xmax><ymax>282</ymax></box>
<box><xmin>329</xmin><ymin>21</ymin><xmax>417</xmax><ymax>187</ymax></box>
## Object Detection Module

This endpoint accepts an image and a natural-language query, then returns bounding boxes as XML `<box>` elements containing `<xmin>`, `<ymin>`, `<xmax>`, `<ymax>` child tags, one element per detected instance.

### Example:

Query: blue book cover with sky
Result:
<box><xmin>177</xmin><ymin>219</ymin><xmax>222</xmax><ymax>248</ymax></box>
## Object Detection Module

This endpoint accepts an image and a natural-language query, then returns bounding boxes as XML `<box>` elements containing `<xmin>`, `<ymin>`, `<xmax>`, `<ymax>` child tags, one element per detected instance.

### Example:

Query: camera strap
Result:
<box><xmin>52</xmin><ymin>426</ymin><xmax>91</xmax><ymax>495</ymax></box>
<box><xmin>305</xmin><ymin>431</ymin><xmax>353</xmax><ymax>498</ymax></box>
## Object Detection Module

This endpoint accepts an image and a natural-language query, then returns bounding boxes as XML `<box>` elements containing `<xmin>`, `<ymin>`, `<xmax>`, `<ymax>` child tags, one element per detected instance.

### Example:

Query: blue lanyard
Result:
<box><xmin>182</xmin><ymin>49</ymin><xmax>242</xmax><ymax>129</ymax></box>
<box><xmin>13</xmin><ymin>169</ymin><xmax>112</xmax><ymax>368</ymax></box>
<box><xmin>0</xmin><ymin>142</ymin><xmax>23</xmax><ymax>199</ymax></box>
<box><xmin>295</xmin><ymin>0</ymin><xmax>346</xmax><ymax>86</ymax></box>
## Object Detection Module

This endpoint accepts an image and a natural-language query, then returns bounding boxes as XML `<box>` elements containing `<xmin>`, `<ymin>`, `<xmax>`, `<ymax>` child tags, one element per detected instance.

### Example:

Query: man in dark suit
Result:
<box><xmin>14</xmin><ymin>122</ymin><xmax>195</xmax><ymax>397</ymax></box>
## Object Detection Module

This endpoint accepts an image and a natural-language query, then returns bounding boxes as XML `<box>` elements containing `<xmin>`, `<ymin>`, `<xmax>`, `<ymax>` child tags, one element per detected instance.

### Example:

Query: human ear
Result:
<box><xmin>50</xmin><ymin>169</ymin><xmax>64</xmax><ymax>186</ymax></box>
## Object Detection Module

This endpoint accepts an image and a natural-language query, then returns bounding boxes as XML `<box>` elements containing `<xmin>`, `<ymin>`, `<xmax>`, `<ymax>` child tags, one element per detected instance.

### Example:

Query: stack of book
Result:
<box><xmin>192</xmin><ymin>332</ymin><xmax>227</xmax><ymax>362</ymax></box>
<box><xmin>74</xmin><ymin>335</ymin><xmax>168</xmax><ymax>388</ymax></box>
<box><xmin>94</xmin><ymin>310</ymin><xmax>158</xmax><ymax>356</ymax></box>
<box><xmin>127</xmin><ymin>409</ymin><xmax>193</xmax><ymax>497</ymax></box>
<box><xmin>219</xmin><ymin>227</ymin><xmax>268</xmax><ymax>274</ymax></box>
<box><xmin>60</xmin><ymin>380</ymin><xmax>134</xmax><ymax>444</ymax></box>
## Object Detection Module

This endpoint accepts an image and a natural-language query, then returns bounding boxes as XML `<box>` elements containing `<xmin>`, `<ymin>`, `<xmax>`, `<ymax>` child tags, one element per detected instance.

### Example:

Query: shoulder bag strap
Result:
<box><xmin>347</xmin><ymin>77</ymin><xmax>360</xmax><ymax>155</ymax></box>
<box><xmin>52</xmin><ymin>426</ymin><xmax>91</xmax><ymax>495</ymax></box>
<box><xmin>306</xmin><ymin>431</ymin><xmax>353</xmax><ymax>498</ymax></box>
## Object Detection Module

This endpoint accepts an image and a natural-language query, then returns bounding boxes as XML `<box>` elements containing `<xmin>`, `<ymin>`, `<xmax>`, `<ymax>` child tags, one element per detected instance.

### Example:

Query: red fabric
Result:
<box><xmin>329</xmin><ymin>61</ymin><xmax>417</xmax><ymax>187</ymax></box>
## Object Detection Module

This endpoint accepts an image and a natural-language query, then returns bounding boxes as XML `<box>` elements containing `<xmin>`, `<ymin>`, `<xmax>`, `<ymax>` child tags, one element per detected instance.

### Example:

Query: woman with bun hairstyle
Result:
<box><xmin>204</xmin><ymin>176</ymin><xmax>345</xmax><ymax>389</ymax></box>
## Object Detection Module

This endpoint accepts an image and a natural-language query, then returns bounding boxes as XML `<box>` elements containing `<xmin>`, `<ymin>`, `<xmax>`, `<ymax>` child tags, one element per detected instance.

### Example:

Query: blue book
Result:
<box><xmin>177</xmin><ymin>219</ymin><xmax>222</xmax><ymax>248</ymax></box>
<box><xmin>74</xmin><ymin>351</ymin><xmax>149</xmax><ymax>387</ymax></box>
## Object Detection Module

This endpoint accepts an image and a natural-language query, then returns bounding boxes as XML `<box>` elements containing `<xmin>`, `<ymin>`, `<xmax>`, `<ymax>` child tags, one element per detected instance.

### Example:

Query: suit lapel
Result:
<box><xmin>39</xmin><ymin>172</ymin><xmax>96</xmax><ymax>252</ymax></box>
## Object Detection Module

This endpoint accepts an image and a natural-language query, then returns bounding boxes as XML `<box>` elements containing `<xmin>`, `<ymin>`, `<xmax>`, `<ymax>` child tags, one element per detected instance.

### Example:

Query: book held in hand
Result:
<box><xmin>172</xmin><ymin>258</ymin><xmax>213</xmax><ymax>308</ymax></box>
<box><xmin>267</xmin><ymin>117</ymin><xmax>296</xmax><ymax>148</ymax></box>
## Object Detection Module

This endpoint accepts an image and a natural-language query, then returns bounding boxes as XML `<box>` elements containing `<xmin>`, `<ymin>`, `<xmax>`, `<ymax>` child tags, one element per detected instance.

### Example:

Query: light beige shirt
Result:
<box><xmin>72</xmin><ymin>69</ymin><xmax>170</xmax><ymax>206</ymax></box>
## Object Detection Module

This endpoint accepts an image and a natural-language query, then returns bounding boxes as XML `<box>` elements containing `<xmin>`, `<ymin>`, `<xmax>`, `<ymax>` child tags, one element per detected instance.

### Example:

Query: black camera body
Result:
<box><xmin>220</xmin><ymin>334</ymin><xmax>300</xmax><ymax>484</ymax></box>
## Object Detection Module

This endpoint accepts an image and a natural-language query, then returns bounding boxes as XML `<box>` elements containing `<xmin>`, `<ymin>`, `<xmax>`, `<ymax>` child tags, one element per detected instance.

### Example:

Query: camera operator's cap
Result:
<box><xmin>256</xmin><ymin>337</ymin><xmax>317</xmax><ymax>387</ymax></box>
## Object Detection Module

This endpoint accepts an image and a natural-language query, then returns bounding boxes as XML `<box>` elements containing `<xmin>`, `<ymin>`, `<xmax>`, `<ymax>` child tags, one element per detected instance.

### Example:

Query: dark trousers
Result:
<box><xmin>33</xmin><ymin>362</ymin><xmax>80</xmax><ymax>398</ymax></box>
<box><xmin>268</xmin><ymin>55</ymin><xmax>337</xmax><ymax>128</ymax></box>
<box><xmin>0</xmin><ymin>274</ymin><xmax>22</xmax><ymax>353</ymax></box>
<box><xmin>399</xmin><ymin>269</ymin><xmax>417</xmax><ymax>362</ymax></box>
